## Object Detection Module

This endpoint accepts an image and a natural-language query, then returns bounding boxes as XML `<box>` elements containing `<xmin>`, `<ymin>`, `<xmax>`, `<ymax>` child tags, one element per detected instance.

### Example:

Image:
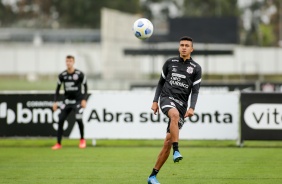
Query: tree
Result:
<box><xmin>182</xmin><ymin>0</ymin><xmax>238</xmax><ymax>17</ymax></box>
<box><xmin>141</xmin><ymin>0</ymin><xmax>238</xmax><ymax>19</ymax></box>
<box><xmin>0</xmin><ymin>0</ymin><xmax>142</xmax><ymax>28</ymax></box>
<box><xmin>0</xmin><ymin>1</ymin><xmax>16</xmax><ymax>27</ymax></box>
<box><xmin>55</xmin><ymin>0</ymin><xmax>141</xmax><ymax>28</ymax></box>
<box><xmin>241</xmin><ymin>0</ymin><xmax>279</xmax><ymax>46</ymax></box>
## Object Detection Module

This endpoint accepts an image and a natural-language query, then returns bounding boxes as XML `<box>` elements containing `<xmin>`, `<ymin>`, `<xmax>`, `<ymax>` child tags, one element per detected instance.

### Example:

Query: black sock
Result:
<box><xmin>76</xmin><ymin>120</ymin><xmax>84</xmax><ymax>139</ymax></box>
<box><xmin>149</xmin><ymin>168</ymin><xmax>159</xmax><ymax>177</ymax></box>
<box><xmin>172</xmin><ymin>142</ymin><xmax>179</xmax><ymax>154</ymax></box>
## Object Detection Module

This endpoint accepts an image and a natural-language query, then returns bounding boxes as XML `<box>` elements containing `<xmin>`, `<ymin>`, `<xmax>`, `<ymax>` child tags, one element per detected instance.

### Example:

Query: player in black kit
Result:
<box><xmin>147</xmin><ymin>36</ymin><xmax>202</xmax><ymax>184</ymax></box>
<box><xmin>52</xmin><ymin>55</ymin><xmax>88</xmax><ymax>150</ymax></box>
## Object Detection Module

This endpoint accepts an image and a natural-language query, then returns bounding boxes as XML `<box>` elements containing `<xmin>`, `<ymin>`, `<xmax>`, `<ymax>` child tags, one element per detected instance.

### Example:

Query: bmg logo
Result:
<box><xmin>0</xmin><ymin>103</ymin><xmax>15</xmax><ymax>124</ymax></box>
<box><xmin>0</xmin><ymin>102</ymin><xmax>68</xmax><ymax>130</ymax></box>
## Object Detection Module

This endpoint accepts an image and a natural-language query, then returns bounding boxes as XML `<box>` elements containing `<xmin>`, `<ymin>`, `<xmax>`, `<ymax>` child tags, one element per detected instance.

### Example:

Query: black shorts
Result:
<box><xmin>59</xmin><ymin>99</ymin><xmax>84</xmax><ymax>120</ymax></box>
<box><xmin>159</xmin><ymin>96</ymin><xmax>187</xmax><ymax>133</ymax></box>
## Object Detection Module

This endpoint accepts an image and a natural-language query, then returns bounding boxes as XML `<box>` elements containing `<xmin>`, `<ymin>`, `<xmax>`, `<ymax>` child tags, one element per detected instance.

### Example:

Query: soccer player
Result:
<box><xmin>147</xmin><ymin>36</ymin><xmax>202</xmax><ymax>184</ymax></box>
<box><xmin>51</xmin><ymin>55</ymin><xmax>88</xmax><ymax>150</ymax></box>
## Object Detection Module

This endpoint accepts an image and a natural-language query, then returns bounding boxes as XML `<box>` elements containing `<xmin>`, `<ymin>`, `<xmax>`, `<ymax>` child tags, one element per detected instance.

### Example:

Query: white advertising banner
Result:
<box><xmin>69</xmin><ymin>91</ymin><xmax>239</xmax><ymax>140</ymax></box>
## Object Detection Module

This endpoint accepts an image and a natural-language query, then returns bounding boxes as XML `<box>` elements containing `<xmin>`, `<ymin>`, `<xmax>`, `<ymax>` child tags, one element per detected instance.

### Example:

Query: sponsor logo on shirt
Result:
<box><xmin>170</xmin><ymin>73</ymin><xmax>189</xmax><ymax>89</ymax></box>
<box><xmin>172</xmin><ymin>73</ymin><xmax>186</xmax><ymax>79</ymax></box>
<box><xmin>169</xmin><ymin>97</ymin><xmax>183</xmax><ymax>106</ymax></box>
<box><xmin>65</xmin><ymin>82</ymin><xmax>78</xmax><ymax>91</ymax></box>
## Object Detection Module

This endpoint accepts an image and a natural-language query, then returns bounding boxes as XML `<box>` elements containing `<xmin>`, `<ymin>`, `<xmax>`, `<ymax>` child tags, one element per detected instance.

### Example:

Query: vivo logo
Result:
<box><xmin>244</xmin><ymin>103</ymin><xmax>282</xmax><ymax>129</ymax></box>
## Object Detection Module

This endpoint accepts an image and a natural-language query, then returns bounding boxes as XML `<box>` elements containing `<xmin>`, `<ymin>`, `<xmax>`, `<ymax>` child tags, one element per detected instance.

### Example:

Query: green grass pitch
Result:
<box><xmin>1</xmin><ymin>139</ymin><xmax>282</xmax><ymax>184</ymax></box>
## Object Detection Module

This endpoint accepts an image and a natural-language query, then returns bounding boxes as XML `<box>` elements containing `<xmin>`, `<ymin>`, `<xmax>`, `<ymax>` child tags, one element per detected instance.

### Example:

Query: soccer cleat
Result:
<box><xmin>147</xmin><ymin>175</ymin><xmax>160</xmax><ymax>184</ymax></box>
<box><xmin>79</xmin><ymin>139</ymin><xmax>86</xmax><ymax>149</ymax></box>
<box><xmin>173</xmin><ymin>151</ymin><xmax>183</xmax><ymax>163</ymax></box>
<box><xmin>51</xmin><ymin>143</ymin><xmax>62</xmax><ymax>150</ymax></box>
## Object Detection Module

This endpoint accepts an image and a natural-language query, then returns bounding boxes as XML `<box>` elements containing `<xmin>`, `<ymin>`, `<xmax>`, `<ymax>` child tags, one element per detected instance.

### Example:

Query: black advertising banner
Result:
<box><xmin>200</xmin><ymin>83</ymin><xmax>255</xmax><ymax>92</ymax></box>
<box><xmin>241</xmin><ymin>92</ymin><xmax>282</xmax><ymax>143</ymax></box>
<box><xmin>131</xmin><ymin>83</ymin><xmax>255</xmax><ymax>92</ymax></box>
<box><xmin>0</xmin><ymin>94</ymin><xmax>75</xmax><ymax>137</ymax></box>
<box><xmin>169</xmin><ymin>17</ymin><xmax>238</xmax><ymax>44</ymax></box>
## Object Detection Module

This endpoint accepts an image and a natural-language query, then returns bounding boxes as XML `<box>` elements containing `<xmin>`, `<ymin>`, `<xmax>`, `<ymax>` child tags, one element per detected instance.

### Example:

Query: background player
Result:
<box><xmin>52</xmin><ymin>55</ymin><xmax>88</xmax><ymax>150</ymax></box>
<box><xmin>147</xmin><ymin>36</ymin><xmax>202</xmax><ymax>184</ymax></box>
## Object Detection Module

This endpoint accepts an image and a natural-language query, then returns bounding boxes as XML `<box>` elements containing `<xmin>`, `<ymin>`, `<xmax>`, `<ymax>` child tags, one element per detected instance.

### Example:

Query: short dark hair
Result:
<box><xmin>66</xmin><ymin>55</ymin><xmax>75</xmax><ymax>60</ymax></box>
<box><xmin>180</xmin><ymin>36</ymin><xmax>193</xmax><ymax>46</ymax></box>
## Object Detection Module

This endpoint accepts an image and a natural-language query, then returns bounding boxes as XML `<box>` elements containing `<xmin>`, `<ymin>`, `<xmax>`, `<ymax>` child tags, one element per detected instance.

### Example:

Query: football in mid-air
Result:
<box><xmin>132</xmin><ymin>18</ymin><xmax>153</xmax><ymax>40</ymax></box>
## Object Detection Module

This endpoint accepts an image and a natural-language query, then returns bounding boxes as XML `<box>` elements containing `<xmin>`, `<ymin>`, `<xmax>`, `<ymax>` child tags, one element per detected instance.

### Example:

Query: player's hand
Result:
<box><xmin>151</xmin><ymin>102</ymin><xmax>159</xmax><ymax>115</ymax></box>
<box><xmin>185</xmin><ymin>108</ymin><xmax>194</xmax><ymax>118</ymax></box>
<box><xmin>52</xmin><ymin>103</ymin><xmax>58</xmax><ymax>111</ymax></box>
<box><xmin>81</xmin><ymin>100</ymin><xmax>87</xmax><ymax>108</ymax></box>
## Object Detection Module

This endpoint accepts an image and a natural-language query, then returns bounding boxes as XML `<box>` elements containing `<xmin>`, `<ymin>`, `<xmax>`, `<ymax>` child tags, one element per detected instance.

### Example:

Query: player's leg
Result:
<box><xmin>52</xmin><ymin>105</ymin><xmax>71</xmax><ymax>149</ymax></box>
<box><xmin>75</xmin><ymin>103</ymin><xmax>86</xmax><ymax>148</ymax></box>
<box><xmin>153</xmin><ymin>133</ymin><xmax>172</xmax><ymax>170</ymax></box>
<box><xmin>57</xmin><ymin>107</ymin><xmax>71</xmax><ymax>144</ymax></box>
<box><xmin>168</xmin><ymin>108</ymin><xmax>183</xmax><ymax>162</ymax></box>
<box><xmin>159</xmin><ymin>97</ymin><xmax>183</xmax><ymax>162</ymax></box>
<box><xmin>167</xmin><ymin>108</ymin><xmax>180</xmax><ymax>145</ymax></box>
<box><xmin>148</xmin><ymin>133</ymin><xmax>172</xmax><ymax>184</ymax></box>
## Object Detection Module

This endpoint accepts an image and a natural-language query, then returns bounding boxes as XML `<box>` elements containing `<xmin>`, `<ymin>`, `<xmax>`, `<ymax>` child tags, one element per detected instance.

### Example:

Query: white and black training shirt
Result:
<box><xmin>54</xmin><ymin>69</ymin><xmax>88</xmax><ymax>102</ymax></box>
<box><xmin>153</xmin><ymin>56</ymin><xmax>202</xmax><ymax>110</ymax></box>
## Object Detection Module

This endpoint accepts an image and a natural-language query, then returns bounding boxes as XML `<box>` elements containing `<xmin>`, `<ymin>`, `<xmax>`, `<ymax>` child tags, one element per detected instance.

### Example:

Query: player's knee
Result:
<box><xmin>164</xmin><ymin>139</ymin><xmax>171</xmax><ymax>145</ymax></box>
<box><xmin>164</xmin><ymin>137</ymin><xmax>172</xmax><ymax>146</ymax></box>
<box><xmin>57</xmin><ymin>124</ymin><xmax>64</xmax><ymax>131</ymax></box>
<box><xmin>170</xmin><ymin>112</ymin><xmax>179</xmax><ymax>123</ymax></box>
<box><xmin>58</xmin><ymin>119</ymin><xmax>64</xmax><ymax>125</ymax></box>
<box><xmin>168</xmin><ymin>108</ymin><xmax>180</xmax><ymax>122</ymax></box>
<box><xmin>163</xmin><ymin>141</ymin><xmax>172</xmax><ymax>152</ymax></box>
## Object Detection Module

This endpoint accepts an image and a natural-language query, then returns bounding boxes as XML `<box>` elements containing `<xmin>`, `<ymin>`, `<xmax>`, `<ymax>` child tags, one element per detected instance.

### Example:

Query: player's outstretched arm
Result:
<box><xmin>53</xmin><ymin>76</ymin><xmax>62</xmax><ymax>112</ymax></box>
<box><xmin>52</xmin><ymin>103</ymin><xmax>58</xmax><ymax>111</ymax></box>
<box><xmin>81</xmin><ymin>100</ymin><xmax>87</xmax><ymax>108</ymax></box>
<box><xmin>189</xmin><ymin>65</ymin><xmax>202</xmax><ymax>110</ymax></box>
<box><xmin>81</xmin><ymin>82</ymin><xmax>88</xmax><ymax>108</ymax></box>
<box><xmin>185</xmin><ymin>108</ymin><xmax>194</xmax><ymax>118</ymax></box>
<box><xmin>151</xmin><ymin>102</ymin><xmax>159</xmax><ymax>115</ymax></box>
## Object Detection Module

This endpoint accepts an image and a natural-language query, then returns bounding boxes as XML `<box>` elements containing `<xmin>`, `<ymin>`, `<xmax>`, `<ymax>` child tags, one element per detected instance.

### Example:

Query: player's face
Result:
<box><xmin>66</xmin><ymin>58</ymin><xmax>75</xmax><ymax>70</ymax></box>
<box><xmin>179</xmin><ymin>40</ymin><xmax>193</xmax><ymax>58</ymax></box>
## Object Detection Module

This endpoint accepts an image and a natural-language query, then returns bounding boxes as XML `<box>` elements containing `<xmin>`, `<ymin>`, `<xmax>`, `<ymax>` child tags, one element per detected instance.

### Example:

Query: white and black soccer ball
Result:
<box><xmin>132</xmin><ymin>18</ymin><xmax>154</xmax><ymax>40</ymax></box>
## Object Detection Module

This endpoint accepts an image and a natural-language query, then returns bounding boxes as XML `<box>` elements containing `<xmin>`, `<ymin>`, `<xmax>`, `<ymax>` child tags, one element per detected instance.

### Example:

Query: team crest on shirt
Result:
<box><xmin>187</xmin><ymin>66</ymin><xmax>194</xmax><ymax>74</ymax></box>
<box><xmin>73</xmin><ymin>74</ymin><xmax>79</xmax><ymax>80</ymax></box>
<box><xmin>60</xmin><ymin>104</ymin><xmax>66</xmax><ymax>109</ymax></box>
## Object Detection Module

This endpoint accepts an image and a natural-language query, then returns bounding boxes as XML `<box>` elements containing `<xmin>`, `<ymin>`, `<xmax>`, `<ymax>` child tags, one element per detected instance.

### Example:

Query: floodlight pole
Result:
<box><xmin>280</xmin><ymin>1</ymin><xmax>282</xmax><ymax>46</ymax></box>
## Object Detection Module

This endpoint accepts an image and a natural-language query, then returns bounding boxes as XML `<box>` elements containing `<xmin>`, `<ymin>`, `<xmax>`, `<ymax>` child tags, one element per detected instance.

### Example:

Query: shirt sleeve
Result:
<box><xmin>153</xmin><ymin>60</ymin><xmax>170</xmax><ymax>102</ymax></box>
<box><xmin>54</xmin><ymin>74</ymin><xmax>62</xmax><ymax>102</ymax></box>
<box><xmin>81</xmin><ymin>73</ymin><xmax>88</xmax><ymax>100</ymax></box>
<box><xmin>189</xmin><ymin>65</ymin><xmax>202</xmax><ymax>109</ymax></box>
